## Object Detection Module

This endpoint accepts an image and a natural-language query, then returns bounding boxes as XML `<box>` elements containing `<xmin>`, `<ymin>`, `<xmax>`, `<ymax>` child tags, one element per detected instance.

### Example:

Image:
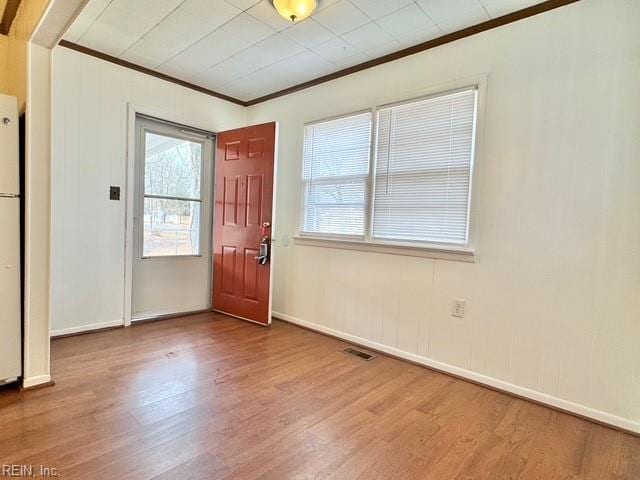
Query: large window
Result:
<box><xmin>299</xmin><ymin>86</ymin><xmax>478</xmax><ymax>248</ymax></box>
<box><xmin>142</xmin><ymin>132</ymin><xmax>204</xmax><ymax>257</ymax></box>
<box><xmin>373</xmin><ymin>88</ymin><xmax>477</xmax><ymax>244</ymax></box>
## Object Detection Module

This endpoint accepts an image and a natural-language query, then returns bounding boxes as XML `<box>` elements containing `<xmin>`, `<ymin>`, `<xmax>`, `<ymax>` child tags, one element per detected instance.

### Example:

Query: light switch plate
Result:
<box><xmin>110</xmin><ymin>186</ymin><xmax>120</xmax><ymax>201</ymax></box>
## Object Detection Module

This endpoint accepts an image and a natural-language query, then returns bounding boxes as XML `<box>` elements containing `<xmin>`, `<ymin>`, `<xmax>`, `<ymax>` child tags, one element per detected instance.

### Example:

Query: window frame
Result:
<box><xmin>138</xmin><ymin>126</ymin><xmax>207</xmax><ymax>260</ymax></box>
<box><xmin>295</xmin><ymin>76</ymin><xmax>486</xmax><ymax>262</ymax></box>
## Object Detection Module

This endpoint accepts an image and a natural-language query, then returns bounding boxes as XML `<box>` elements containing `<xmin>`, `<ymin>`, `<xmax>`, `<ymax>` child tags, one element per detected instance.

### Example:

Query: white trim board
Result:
<box><xmin>50</xmin><ymin>319</ymin><xmax>124</xmax><ymax>338</ymax></box>
<box><xmin>272</xmin><ymin>311</ymin><xmax>640</xmax><ymax>435</ymax></box>
<box><xmin>293</xmin><ymin>236</ymin><xmax>476</xmax><ymax>263</ymax></box>
<box><xmin>22</xmin><ymin>374</ymin><xmax>52</xmax><ymax>389</ymax></box>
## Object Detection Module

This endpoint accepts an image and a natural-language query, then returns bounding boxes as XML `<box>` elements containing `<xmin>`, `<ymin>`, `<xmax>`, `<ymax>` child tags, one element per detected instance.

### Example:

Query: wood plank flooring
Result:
<box><xmin>1</xmin><ymin>312</ymin><xmax>639</xmax><ymax>479</ymax></box>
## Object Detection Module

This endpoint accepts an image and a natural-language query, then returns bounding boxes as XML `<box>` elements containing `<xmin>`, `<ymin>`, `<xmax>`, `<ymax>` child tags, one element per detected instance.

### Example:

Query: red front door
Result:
<box><xmin>213</xmin><ymin>122</ymin><xmax>276</xmax><ymax>325</ymax></box>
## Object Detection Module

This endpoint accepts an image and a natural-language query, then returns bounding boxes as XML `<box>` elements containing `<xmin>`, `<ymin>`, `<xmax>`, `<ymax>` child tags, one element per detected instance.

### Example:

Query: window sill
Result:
<box><xmin>292</xmin><ymin>236</ymin><xmax>476</xmax><ymax>263</ymax></box>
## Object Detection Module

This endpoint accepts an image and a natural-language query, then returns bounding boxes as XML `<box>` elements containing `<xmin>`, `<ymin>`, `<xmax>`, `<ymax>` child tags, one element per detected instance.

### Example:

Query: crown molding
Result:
<box><xmin>57</xmin><ymin>40</ymin><xmax>249</xmax><ymax>106</ymax></box>
<box><xmin>245</xmin><ymin>0</ymin><xmax>581</xmax><ymax>105</ymax></box>
<box><xmin>58</xmin><ymin>0</ymin><xmax>581</xmax><ymax>108</ymax></box>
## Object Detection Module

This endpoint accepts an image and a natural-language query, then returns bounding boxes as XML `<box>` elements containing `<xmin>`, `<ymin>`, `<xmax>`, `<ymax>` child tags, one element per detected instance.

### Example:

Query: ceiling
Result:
<box><xmin>63</xmin><ymin>0</ymin><xmax>546</xmax><ymax>102</ymax></box>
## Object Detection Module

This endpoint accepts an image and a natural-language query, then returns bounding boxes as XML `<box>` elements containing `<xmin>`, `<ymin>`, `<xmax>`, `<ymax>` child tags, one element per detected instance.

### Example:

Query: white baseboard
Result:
<box><xmin>272</xmin><ymin>311</ymin><xmax>640</xmax><ymax>435</ymax></box>
<box><xmin>22</xmin><ymin>374</ymin><xmax>52</xmax><ymax>388</ymax></box>
<box><xmin>50</xmin><ymin>319</ymin><xmax>124</xmax><ymax>338</ymax></box>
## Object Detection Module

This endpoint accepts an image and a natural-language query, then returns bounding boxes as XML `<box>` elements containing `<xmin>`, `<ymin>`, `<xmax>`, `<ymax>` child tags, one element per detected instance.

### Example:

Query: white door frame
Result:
<box><xmin>123</xmin><ymin>103</ymin><xmax>219</xmax><ymax>326</ymax></box>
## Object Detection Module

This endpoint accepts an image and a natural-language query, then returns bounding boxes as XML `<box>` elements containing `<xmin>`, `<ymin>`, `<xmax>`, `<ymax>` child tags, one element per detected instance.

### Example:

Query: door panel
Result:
<box><xmin>221</xmin><ymin>246</ymin><xmax>237</xmax><ymax>295</ymax></box>
<box><xmin>242</xmin><ymin>248</ymin><xmax>259</xmax><ymax>301</ymax></box>
<box><xmin>132</xmin><ymin>117</ymin><xmax>214</xmax><ymax>319</ymax></box>
<box><xmin>246</xmin><ymin>175</ymin><xmax>263</xmax><ymax>226</ymax></box>
<box><xmin>223</xmin><ymin>176</ymin><xmax>239</xmax><ymax>226</ymax></box>
<box><xmin>213</xmin><ymin>122</ymin><xmax>276</xmax><ymax>325</ymax></box>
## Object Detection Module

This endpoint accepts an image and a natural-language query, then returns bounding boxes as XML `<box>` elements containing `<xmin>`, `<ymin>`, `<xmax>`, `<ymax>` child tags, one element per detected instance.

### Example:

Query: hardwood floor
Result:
<box><xmin>1</xmin><ymin>312</ymin><xmax>639</xmax><ymax>479</ymax></box>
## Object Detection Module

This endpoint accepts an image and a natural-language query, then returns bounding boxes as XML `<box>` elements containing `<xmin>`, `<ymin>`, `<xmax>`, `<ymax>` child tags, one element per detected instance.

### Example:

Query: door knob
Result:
<box><xmin>254</xmin><ymin>235</ymin><xmax>270</xmax><ymax>265</ymax></box>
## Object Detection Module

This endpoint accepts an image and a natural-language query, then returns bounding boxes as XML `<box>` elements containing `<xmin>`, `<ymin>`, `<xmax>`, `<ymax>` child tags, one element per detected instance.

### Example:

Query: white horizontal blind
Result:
<box><xmin>301</xmin><ymin>112</ymin><xmax>372</xmax><ymax>236</ymax></box>
<box><xmin>373</xmin><ymin>88</ymin><xmax>477</xmax><ymax>244</ymax></box>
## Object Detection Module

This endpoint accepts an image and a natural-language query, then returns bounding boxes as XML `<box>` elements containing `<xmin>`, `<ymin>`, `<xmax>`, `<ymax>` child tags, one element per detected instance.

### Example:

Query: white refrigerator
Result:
<box><xmin>0</xmin><ymin>94</ymin><xmax>21</xmax><ymax>385</ymax></box>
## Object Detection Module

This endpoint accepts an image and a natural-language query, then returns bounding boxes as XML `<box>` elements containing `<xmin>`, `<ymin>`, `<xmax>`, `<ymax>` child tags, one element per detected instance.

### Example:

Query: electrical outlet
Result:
<box><xmin>452</xmin><ymin>299</ymin><xmax>466</xmax><ymax>318</ymax></box>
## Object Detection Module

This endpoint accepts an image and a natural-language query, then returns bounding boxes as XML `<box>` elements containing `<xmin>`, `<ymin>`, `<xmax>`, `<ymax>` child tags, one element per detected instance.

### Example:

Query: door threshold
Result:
<box><xmin>132</xmin><ymin>308</ymin><xmax>211</xmax><ymax>324</ymax></box>
<box><xmin>212</xmin><ymin>309</ymin><xmax>271</xmax><ymax>327</ymax></box>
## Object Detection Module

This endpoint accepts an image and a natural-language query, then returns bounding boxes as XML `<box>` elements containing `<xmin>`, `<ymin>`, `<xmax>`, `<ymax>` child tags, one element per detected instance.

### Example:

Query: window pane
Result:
<box><xmin>302</xmin><ymin>114</ymin><xmax>371</xmax><ymax>180</ymax></box>
<box><xmin>302</xmin><ymin>178</ymin><xmax>367</xmax><ymax>235</ymax></box>
<box><xmin>301</xmin><ymin>112</ymin><xmax>371</xmax><ymax>236</ymax></box>
<box><xmin>373</xmin><ymin>88</ymin><xmax>477</xmax><ymax>244</ymax></box>
<box><xmin>143</xmin><ymin>198</ymin><xmax>201</xmax><ymax>256</ymax></box>
<box><xmin>145</xmin><ymin>132</ymin><xmax>202</xmax><ymax>199</ymax></box>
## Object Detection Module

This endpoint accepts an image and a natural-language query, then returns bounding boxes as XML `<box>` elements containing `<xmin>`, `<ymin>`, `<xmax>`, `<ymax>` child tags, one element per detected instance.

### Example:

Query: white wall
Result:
<box><xmin>247</xmin><ymin>0</ymin><xmax>640</xmax><ymax>432</ymax></box>
<box><xmin>23</xmin><ymin>0</ymin><xmax>88</xmax><ymax>388</ymax></box>
<box><xmin>50</xmin><ymin>47</ymin><xmax>246</xmax><ymax>335</ymax></box>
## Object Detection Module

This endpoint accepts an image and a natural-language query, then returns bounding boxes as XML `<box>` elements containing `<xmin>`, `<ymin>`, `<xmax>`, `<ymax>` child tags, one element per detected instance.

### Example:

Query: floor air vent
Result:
<box><xmin>342</xmin><ymin>347</ymin><xmax>375</xmax><ymax>361</ymax></box>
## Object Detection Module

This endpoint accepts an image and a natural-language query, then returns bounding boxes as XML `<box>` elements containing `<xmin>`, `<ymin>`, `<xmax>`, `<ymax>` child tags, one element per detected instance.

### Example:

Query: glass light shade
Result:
<box><xmin>273</xmin><ymin>0</ymin><xmax>317</xmax><ymax>22</ymax></box>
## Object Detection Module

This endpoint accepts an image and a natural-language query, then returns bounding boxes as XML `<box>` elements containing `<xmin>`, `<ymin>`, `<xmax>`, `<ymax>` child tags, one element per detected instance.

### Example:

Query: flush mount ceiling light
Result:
<box><xmin>272</xmin><ymin>0</ymin><xmax>317</xmax><ymax>22</ymax></box>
